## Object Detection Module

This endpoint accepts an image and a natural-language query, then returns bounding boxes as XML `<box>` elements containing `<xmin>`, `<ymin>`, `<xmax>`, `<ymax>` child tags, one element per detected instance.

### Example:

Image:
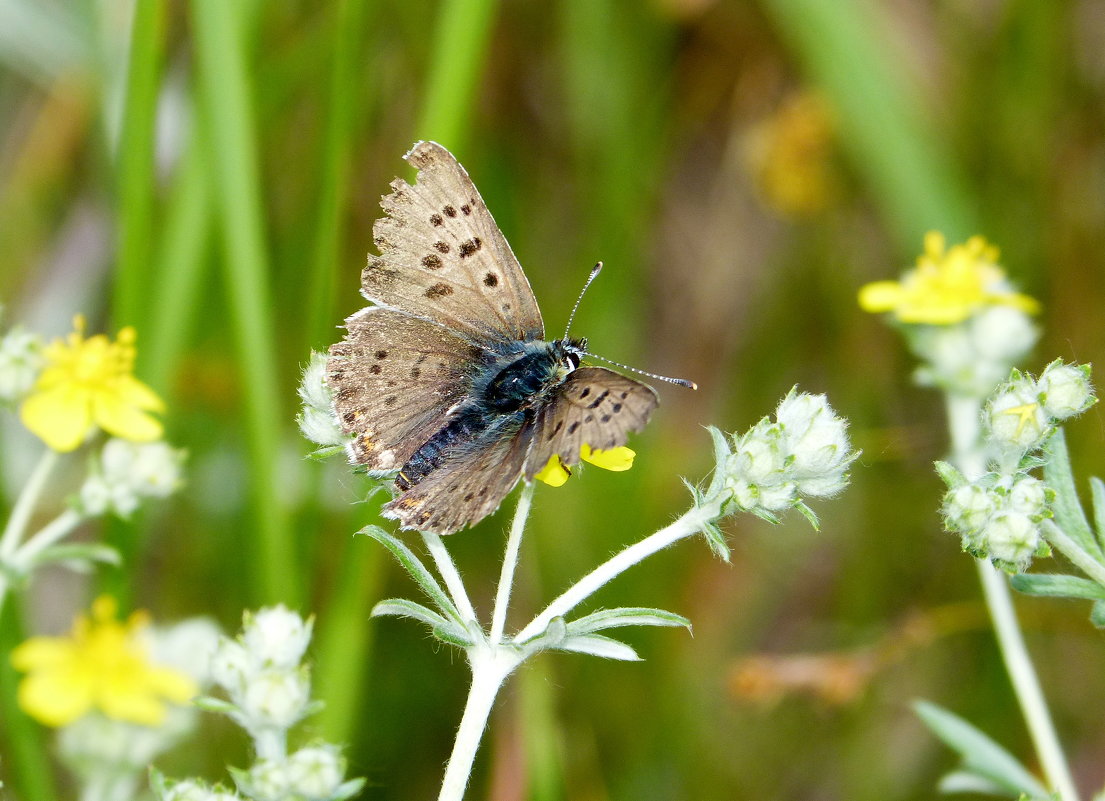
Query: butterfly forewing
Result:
<box><xmin>328</xmin><ymin>307</ymin><xmax>484</xmax><ymax>472</ymax></box>
<box><xmin>382</xmin><ymin>419</ymin><xmax>534</xmax><ymax>534</ymax></box>
<box><xmin>524</xmin><ymin>367</ymin><xmax>658</xmax><ymax>478</ymax></box>
<box><xmin>362</xmin><ymin>141</ymin><xmax>544</xmax><ymax>344</ymax></box>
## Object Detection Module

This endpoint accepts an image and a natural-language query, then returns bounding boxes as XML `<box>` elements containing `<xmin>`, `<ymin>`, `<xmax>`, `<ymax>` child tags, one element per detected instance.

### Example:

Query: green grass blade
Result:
<box><xmin>305</xmin><ymin>0</ymin><xmax>371</xmax><ymax>352</ymax></box>
<box><xmin>111</xmin><ymin>0</ymin><xmax>166</xmax><ymax>331</ymax></box>
<box><xmin>762</xmin><ymin>0</ymin><xmax>978</xmax><ymax>249</ymax></box>
<box><xmin>414</xmin><ymin>0</ymin><xmax>499</xmax><ymax>149</ymax></box>
<box><xmin>191</xmin><ymin>0</ymin><xmax>299</xmax><ymax>605</ymax></box>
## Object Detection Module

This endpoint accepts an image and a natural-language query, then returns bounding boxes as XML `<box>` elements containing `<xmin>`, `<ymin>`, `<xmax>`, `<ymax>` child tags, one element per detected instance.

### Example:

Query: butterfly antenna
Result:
<box><xmin>563</xmin><ymin>262</ymin><xmax>604</xmax><ymax>339</ymax></box>
<box><xmin>583</xmin><ymin>351</ymin><xmax>698</xmax><ymax>390</ymax></box>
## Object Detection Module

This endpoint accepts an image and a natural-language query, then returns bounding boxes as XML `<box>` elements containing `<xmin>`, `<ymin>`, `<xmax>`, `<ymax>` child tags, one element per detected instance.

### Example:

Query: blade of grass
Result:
<box><xmin>191</xmin><ymin>0</ymin><xmax>299</xmax><ymax>605</ymax></box>
<box><xmin>414</xmin><ymin>0</ymin><xmax>499</xmax><ymax>150</ymax></box>
<box><xmin>0</xmin><ymin>597</ymin><xmax>55</xmax><ymax>801</ymax></box>
<box><xmin>305</xmin><ymin>0</ymin><xmax>371</xmax><ymax>352</ymax></box>
<box><xmin>111</xmin><ymin>0</ymin><xmax>166</xmax><ymax>331</ymax></box>
<box><xmin>762</xmin><ymin>0</ymin><xmax>978</xmax><ymax>249</ymax></box>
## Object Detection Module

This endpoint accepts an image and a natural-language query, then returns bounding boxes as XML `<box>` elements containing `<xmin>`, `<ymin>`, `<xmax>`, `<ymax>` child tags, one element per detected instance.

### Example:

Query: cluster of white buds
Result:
<box><xmin>78</xmin><ymin>439</ymin><xmax>186</xmax><ymax>518</ymax></box>
<box><xmin>0</xmin><ymin>323</ymin><xmax>43</xmax><ymax>403</ymax></box>
<box><xmin>909</xmin><ymin>306</ymin><xmax>1038</xmax><ymax>398</ymax></box>
<box><xmin>938</xmin><ymin>466</ymin><xmax>1051</xmax><ymax>571</ymax></box>
<box><xmin>714</xmin><ymin>388</ymin><xmax>859</xmax><ymax>527</ymax></box>
<box><xmin>985</xmin><ymin>360</ymin><xmax>1096</xmax><ymax>467</ymax></box>
<box><xmin>938</xmin><ymin>361</ymin><xmax>1095</xmax><ymax>571</ymax></box>
<box><xmin>156</xmin><ymin>606</ymin><xmax>363</xmax><ymax>801</ymax></box>
<box><xmin>297</xmin><ymin>352</ymin><xmax>344</xmax><ymax>449</ymax></box>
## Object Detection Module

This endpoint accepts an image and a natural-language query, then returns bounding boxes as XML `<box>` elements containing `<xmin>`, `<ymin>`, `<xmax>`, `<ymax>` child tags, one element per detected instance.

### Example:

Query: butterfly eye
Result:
<box><xmin>567</xmin><ymin>352</ymin><xmax>582</xmax><ymax>370</ymax></box>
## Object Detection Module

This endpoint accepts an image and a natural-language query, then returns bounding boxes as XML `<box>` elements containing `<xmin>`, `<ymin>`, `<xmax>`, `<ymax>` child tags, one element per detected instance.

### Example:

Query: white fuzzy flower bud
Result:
<box><xmin>1008</xmin><ymin>476</ymin><xmax>1047</xmax><ymax>518</ymax></box>
<box><xmin>239</xmin><ymin>668</ymin><xmax>311</xmax><ymax>730</ymax></box>
<box><xmin>986</xmin><ymin>379</ymin><xmax>1049</xmax><ymax>453</ymax></box>
<box><xmin>286</xmin><ymin>744</ymin><xmax>345</xmax><ymax>800</ymax></box>
<box><xmin>298</xmin><ymin>352</ymin><xmax>345</xmax><ymax>447</ymax></box>
<box><xmin>245</xmin><ymin>759</ymin><xmax>291</xmax><ymax>801</ymax></box>
<box><xmin>757</xmin><ymin>481</ymin><xmax>798</xmax><ymax>511</ymax></box>
<box><xmin>1038</xmin><ymin>361</ymin><xmax>1095</xmax><ymax>420</ymax></box>
<box><xmin>943</xmin><ymin>483</ymin><xmax>997</xmax><ymax>534</ymax></box>
<box><xmin>0</xmin><ymin>326</ymin><xmax>43</xmax><ymax>403</ymax></box>
<box><xmin>969</xmin><ymin>306</ymin><xmax>1038</xmax><ymax>364</ymax></box>
<box><xmin>981</xmin><ymin>512</ymin><xmax>1039</xmax><ymax>568</ymax></box>
<box><xmin>243</xmin><ymin>606</ymin><xmax>313</xmax><ymax>670</ymax></box>
<box><xmin>79</xmin><ymin>440</ymin><xmax>185</xmax><ymax>518</ymax></box>
<box><xmin>210</xmin><ymin>638</ymin><xmax>253</xmax><ymax>696</ymax></box>
<box><xmin>162</xmin><ymin>780</ymin><xmax>216</xmax><ymax>801</ymax></box>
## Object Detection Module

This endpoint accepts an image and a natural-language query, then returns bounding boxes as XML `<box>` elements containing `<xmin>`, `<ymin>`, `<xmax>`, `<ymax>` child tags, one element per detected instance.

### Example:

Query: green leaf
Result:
<box><xmin>360</xmin><ymin>526</ymin><xmax>465</xmax><ymax>625</ymax></box>
<box><xmin>1090</xmin><ymin>600</ymin><xmax>1105</xmax><ymax>629</ymax></box>
<box><xmin>1044</xmin><ymin>430</ymin><xmax>1102</xmax><ymax>559</ymax></box>
<box><xmin>566</xmin><ymin>607</ymin><xmax>691</xmax><ymax>636</ymax></box>
<box><xmin>794</xmin><ymin>501</ymin><xmax>821</xmax><ymax>531</ymax></box>
<box><xmin>934</xmin><ymin>460</ymin><xmax>966</xmax><ymax>489</ymax></box>
<box><xmin>194</xmin><ymin>696</ymin><xmax>239</xmax><ymax>717</ymax></box>
<box><xmin>1010</xmin><ymin>573</ymin><xmax>1105</xmax><ymax>600</ymax></box>
<box><xmin>372</xmin><ymin>598</ymin><xmax>457</xmax><ymax>633</ymax></box>
<box><xmin>556</xmin><ymin>633</ymin><xmax>640</xmax><ymax>661</ymax></box>
<box><xmin>1090</xmin><ymin>476</ymin><xmax>1105</xmax><ymax>554</ymax></box>
<box><xmin>28</xmin><ymin>544</ymin><xmax>121</xmax><ymax>571</ymax></box>
<box><xmin>704</xmin><ymin>425</ymin><xmax>732</xmax><ymax>499</ymax></box>
<box><xmin>936</xmin><ymin>770</ymin><xmax>1011</xmax><ymax>796</ymax></box>
<box><xmin>333</xmin><ymin>779</ymin><xmax>369</xmax><ymax>801</ymax></box>
<box><xmin>699</xmin><ymin>518</ymin><xmax>731</xmax><ymax>562</ymax></box>
<box><xmin>914</xmin><ymin>700</ymin><xmax>1049</xmax><ymax>799</ymax></box>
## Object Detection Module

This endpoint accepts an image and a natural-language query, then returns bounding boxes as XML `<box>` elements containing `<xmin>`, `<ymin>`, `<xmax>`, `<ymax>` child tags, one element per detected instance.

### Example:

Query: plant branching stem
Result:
<box><xmin>422</xmin><ymin>532</ymin><xmax>477</xmax><ymax>624</ymax></box>
<box><xmin>489</xmin><ymin>482</ymin><xmax>534</xmax><ymax>645</ymax></box>
<box><xmin>944</xmin><ymin>394</ymin><xmax>1080</xmax><ymax>801</ymax></box>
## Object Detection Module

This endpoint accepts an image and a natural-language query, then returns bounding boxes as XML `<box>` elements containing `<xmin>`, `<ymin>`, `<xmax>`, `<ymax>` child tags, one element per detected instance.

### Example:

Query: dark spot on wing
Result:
<box><xmin>363</xmin><ymin>260</ymin><xmax>399</xmax><ymax>286</ymax></box>
<box><xmin>587</xmin><ymin>390</ymin><xmax>609</xmax><ymax>409</ymax></box>
<box><xmin>584</xmin><ymin>414</ymin><xmax>593</xmax><ymax>423</ymax></box>
<box><xmin>422</xmin><ymin>254</ymin><xmax>443</xmax><ymax>269</ymax></box>
<box><xmin>369</xmin><ymin>364</ymin><xmax>381</xmax><ymax>375</ymax></box>
<box><xmin>483</xmin><ymin>272</ymin><xmax>499</xmax><ymax>287</ymax></box>
<box><xmin>337</xmin><ymin>387</ymin><xmax>354</xmax><ymax>401</ymax></box>
<box><xmin>375</xmin><ymin>350</ymin><xmax>388</xmax><ymax>359</ymax></box>
<box><xmin>463</xmin><ymin>492</ymin><xmax>474</xmax><ymax>501</ymax></box>
<box><xmin>384</xmin><ymin>395</ymin><xmax>397</xmax><ymax>406</ymax></box>
<box><xmin>548</xmin><ymin>420</ymin><xmax>564</xmax><ymax>440</ymax></box>
<box><xmin>579</xmin><ymin>387</ymin><xmax>591</xmax><ymax>398</ymax></box>
<box><xmin>601</xmin><ymin>414</ymin><xmax>611</xmax><ymax>423</ymax></box>
<box><xmin>444</xmin><ymin>205</ymin><xmax>457</xmax><ymax>217</ymax></box>
<box><xmin>426</xmin><ymin>283</ymin><xmax>454</xmax><ymax>299</ymax></box>
<box><xmin>386</xmin><ymin>380</ymin><xmax>397</xmax><ymax>387</ymax></box>
<box><xmin>434</xmin><ymin>241</ymin><xmax>450</xmax><ymax>254</ymax></box>
<box><xmin>620</xmin><ymin>391</ymin><xmax>629</xmax><ymax>399</ymax></box>
<box><xmin>568</xmin><ymin>421</ymin><xmax>580</xmax><ymax>434</ymax></box>
<box><xmin>410</xmin><ymin>367</ymin><xmax>421</xmax><ymax>379</ymax></box>
<box><xmin>461</xmin><ymin>204</ymin><xmax>471</xmax><ymax>215</ymax></box>
<box><xmin>502</xmin><ymin>303</ymin><xmax>511</xmax><ymax>312</ymax></box>
<box><xmin>343</xmin><ymin>412</ymin><xmax>356</xmax><ymax>424</ymax></box>
<box><xmin>430</xmin><ymin>213</ymin><xmax>443</xmax><ymax>226</ymax></box>
<box><xmin>612</xmin><ymin>403</ymin><xmax>622</xmax><ymax>413</ymax></box>
<box><xmin>458</xmin><ymin>238</ymin><xmax>482</xmax><ymax>258</ymax></box>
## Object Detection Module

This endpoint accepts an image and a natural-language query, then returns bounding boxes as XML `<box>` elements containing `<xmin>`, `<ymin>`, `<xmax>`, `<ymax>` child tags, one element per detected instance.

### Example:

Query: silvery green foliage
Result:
<box><xmin>154</xmin><ymin>606</ymin><xmax>364</xmax><ymax>801</ymax></box>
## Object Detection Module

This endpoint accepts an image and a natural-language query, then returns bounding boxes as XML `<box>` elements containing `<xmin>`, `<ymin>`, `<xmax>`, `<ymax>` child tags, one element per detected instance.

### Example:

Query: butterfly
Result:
<box><xmin>327</xmin><ymin>141</ymin><xmax>666</xmax><ymax>535</ymax></box>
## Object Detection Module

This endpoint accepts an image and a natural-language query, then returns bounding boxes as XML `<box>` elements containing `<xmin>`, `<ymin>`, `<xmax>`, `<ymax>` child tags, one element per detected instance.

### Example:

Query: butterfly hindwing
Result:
<box><xmin>362</xmin><ymin>141</ymin><xmax>544</xmax><ymax>344</ymax></box>
<box><xmin>382</xmin><ymin>418</ymin><xmax>535</xmax><ymax>534</ymax></box>
<box><xmin>524</xmin><ymin>367</ymin><xmax>658</xmax><ymax>478</ymax></box>
<box><xmin>327</xmin><ymin>307</ymin><xmax>486</xmax><ymax>472</ymax></box>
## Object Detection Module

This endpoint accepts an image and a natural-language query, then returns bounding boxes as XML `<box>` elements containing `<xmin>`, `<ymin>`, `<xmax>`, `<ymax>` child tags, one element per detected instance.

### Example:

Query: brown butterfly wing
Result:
<box><xmin>524</xmin><ymin>367</ymin><xmax>658</xmax><ymax>478</ymax></box>
<box><xmin>363</xmin><ymin>141</ymin><xmax>544</xmax><ymax>344</ymax></box>
<box><xmin>382</xmin><ymin>418</ymin><xmax>535</xmax><ymax>534</ymax></box>
<box><xmin>327</xmin><ymin>307</ymin><xmax>486</xmax><ymax>472</ymax></box>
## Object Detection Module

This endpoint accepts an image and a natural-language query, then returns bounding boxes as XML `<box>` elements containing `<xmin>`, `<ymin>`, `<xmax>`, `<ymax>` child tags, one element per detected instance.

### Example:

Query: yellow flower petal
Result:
<box><xmin>98</xmin><ymin>685</ymin><xmax>169</xmax><ymax>726</ymax></box>
<box><xmin>93</xmin><ymin>391</ymin><xmax>163</xmax><ymax>442</ymax></box>
<box><xmin>10</xmin><ymin>637</ymin><xmax>75</xmax><ymax>671</ymax></box>
<box><xmin>534</xmin><ymin>454</ymin><xmax>571</xmax><ymax>487</ymax></box>
<box><xmin>580</xmin><ymin>444</ymin><xmax>636</xmax><ymax>472</ymax></box>
<box><xmin>19</xmin><ymin>385</ymin><xmax>92</xmax><ymax>452</ymax></box>
<box><xmin>113</xmin><ymin>374</ymin><xmax>166</xmax><ymax>413</ymax></box>
<box><xmin>857</xmin><ymin>281</ymin><xmax>905</xmax><ymax>313</ymax></box>
<box><xmin>18</xmin><ymin>671</ymin><xmax>93</xmax><ymax>727</ymax></box>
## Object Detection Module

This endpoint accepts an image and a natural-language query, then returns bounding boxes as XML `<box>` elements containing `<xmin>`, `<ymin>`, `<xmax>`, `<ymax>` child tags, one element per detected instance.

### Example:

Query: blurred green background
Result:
<box><xmin>2</xmin><ymin>0</ymin><xmax>1104</xmax><ymax>798</ymax></box>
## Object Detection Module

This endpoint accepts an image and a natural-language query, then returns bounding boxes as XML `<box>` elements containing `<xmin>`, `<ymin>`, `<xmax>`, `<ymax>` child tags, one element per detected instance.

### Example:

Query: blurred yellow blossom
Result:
<box><xmin>19</xmin><ymin>316</ymin><xmax>165</xmax><ymax>452</ymax></box>
<box><xmin>533</xmin><ymin>444</ymin><xmax>637</xmax><ymax>487</ymax></box>
<box><xmin>744</xmin><ymin>92</ymin><xmax>838</xmax><ymax>218</ymax></box>
<box><xmin>11</xmin><ymin>596</ymin><xmax>196</xmax><ymax>727</ymax></box>
<box><xmin>859</xmin><ymin>232</ymin><xmax>1041</xmax><ymax>325</ymax></box>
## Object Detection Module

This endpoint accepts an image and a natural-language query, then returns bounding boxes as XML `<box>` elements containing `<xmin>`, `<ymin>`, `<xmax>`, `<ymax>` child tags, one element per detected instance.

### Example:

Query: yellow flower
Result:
<box><xmin>858</xmin><ymin>232</ymin><xmax>1041</xmax><ymax>325</ymax></box>
<box><xmin>534</xmin><ymin>444</ymin><xmax>636</xmax><ymax>487</ymax></box>
<box><xmin>11</xmin><ymin>596</ymin><xmax>196</xmax><ymax>727</ymax></box>
<box><xmin>19</xmin><ymin>316</ymin><xmax>165</xmax><ymax>452</ymax></box>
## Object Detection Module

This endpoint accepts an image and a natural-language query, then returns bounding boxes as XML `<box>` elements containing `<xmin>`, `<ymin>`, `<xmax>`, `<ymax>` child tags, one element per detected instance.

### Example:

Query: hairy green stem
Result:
<box><xmin>422</xmin><ymin>532</ymin><xmax>477</xmax><ymax>624</ymax></box>
<box><xmin>945</xmin><ymin>394</ymin><xmax>1080</xmax><ymax>801</ymax></box>
<box><xmin>489</xmin><ymin>482</ymin><xmax>534</xmax><ymax>645</ymax></box>
<box><xmin>0</xmin><ymin>450</ymin><xmax>58</xmax><ymax>560</ymax></box>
